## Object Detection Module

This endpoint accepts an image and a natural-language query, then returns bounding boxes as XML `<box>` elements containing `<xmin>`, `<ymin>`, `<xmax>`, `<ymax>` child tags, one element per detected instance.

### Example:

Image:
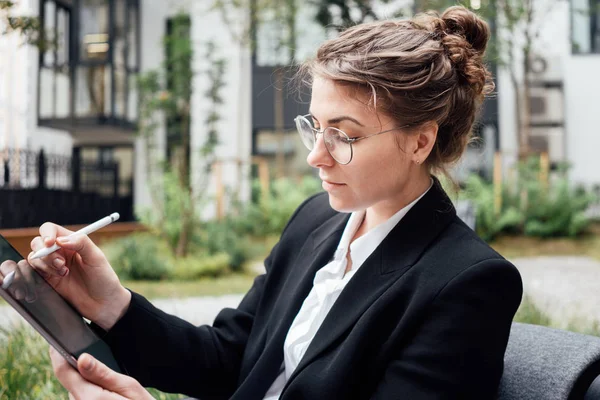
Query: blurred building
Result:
<box><xmin>0</xmin><ymin>0</ymin><xmax>598</xmax><ymax>228</ymax></box>
<box><xmin>0</xmin><ymin>0</ymin><xmax>140</xmax><ymax>227</ymax></box>
<box><xmin>497</xmin><ymin>0</ymin><xmax>600</xmax><ymax>187</ymax></box>
<box><xmin>0</xmin><ymin>0</ymin><xmax>253</xmax><ymax>224</ymax></box>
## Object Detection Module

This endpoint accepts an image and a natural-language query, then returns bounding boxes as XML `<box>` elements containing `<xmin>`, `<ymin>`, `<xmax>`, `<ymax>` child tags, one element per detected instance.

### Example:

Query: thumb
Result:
<box><xmin>77</xmin><ymin>354</ymin><xmax>152</xmax><ymax>399</ymax></box>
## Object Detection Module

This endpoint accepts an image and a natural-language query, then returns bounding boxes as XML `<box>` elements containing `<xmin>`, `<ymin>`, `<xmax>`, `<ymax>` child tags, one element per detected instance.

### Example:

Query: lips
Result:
<box><xmin>320</xmin><ymin>176</ymin><xmax>344</xmax><ymax>185</ymax></box>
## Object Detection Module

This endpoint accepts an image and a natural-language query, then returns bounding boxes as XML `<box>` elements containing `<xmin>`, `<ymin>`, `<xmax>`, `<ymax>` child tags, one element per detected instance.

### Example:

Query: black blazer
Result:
<box><xmin>98</xmin><ymin>179</ymin><xmax>523</xmax><ymax>399</ymax></box>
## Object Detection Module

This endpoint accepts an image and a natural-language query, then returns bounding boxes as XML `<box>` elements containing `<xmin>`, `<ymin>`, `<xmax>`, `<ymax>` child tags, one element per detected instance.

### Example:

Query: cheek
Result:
<box><xmin>345</xmin><ymin>146</ymin><xmax>410</xmax><ymax>196</ymax></box>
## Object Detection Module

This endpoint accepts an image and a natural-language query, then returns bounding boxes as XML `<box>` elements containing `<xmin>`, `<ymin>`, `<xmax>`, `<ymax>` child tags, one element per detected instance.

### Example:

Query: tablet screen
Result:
<box><xmin>0</xmin><ymin>236</ymin><xmax>99</xmax><ymax>357</ymax></box>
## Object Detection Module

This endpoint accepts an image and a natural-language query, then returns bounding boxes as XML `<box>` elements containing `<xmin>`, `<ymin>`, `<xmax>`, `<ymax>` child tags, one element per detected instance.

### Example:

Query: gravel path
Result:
<box><xmin>1</xmin><ymin>256</ymin><xmax>599</xmax><ymax>331</ymax></box>
<box><xmin>510</xmin><ymin>256</ymin><xmax>600</xmax><ymax>328</ymax></box>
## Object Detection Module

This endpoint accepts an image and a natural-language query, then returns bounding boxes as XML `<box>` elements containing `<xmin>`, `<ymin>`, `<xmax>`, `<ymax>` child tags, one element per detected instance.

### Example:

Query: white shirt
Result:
<box><xmin>263</xmin><ymin>183</ymin><xmax>432</xmax><ymax>399</ymax></box>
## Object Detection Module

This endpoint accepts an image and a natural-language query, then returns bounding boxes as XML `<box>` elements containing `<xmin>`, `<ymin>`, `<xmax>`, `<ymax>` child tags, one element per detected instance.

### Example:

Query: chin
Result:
<box><xmin>326</xmin><ymin>193</ymin><xmax>360</xmax><ymax>213</ymax></box>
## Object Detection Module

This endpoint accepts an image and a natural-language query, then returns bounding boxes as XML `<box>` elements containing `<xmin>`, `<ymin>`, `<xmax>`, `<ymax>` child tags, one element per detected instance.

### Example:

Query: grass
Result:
<box><xmin>0</xmin><ymin>327</ymin><xmax>63</xmax><ymax>400</ymax></box>
<box><xmin>123</xmin><ymin>272</ymin><xmax>257</xmax><ymax>300</ymax></box>
<box><xmin>489</xmin><ymin>222</ymin><xmax>600</xmax><ymax>260</ymax></box>
<box><xmin>513</xmin><ymin>296</ymin><xmax>553</xmax><ymax>327</ymax></box>
<box><xmin>515</xmin><ymin>296</ymin><xmax>600</xmax><ymax>337</ymax></box>
<box><xmin>0</xmin><ymin>326</ymin><xmax>187</xmax><ymax>399</ymax></box>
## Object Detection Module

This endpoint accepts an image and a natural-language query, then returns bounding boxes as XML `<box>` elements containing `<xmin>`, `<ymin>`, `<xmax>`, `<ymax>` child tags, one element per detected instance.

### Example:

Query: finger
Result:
<box><xmin>8</xmin><ymin>263</ymin><xmax>27</xmax><ymax>300</ymax></box>
<box><xmin>17</xmin><ymin>260</ymin><xmax>38</xmax><ymax>303</ymax></box>
<box><xmin>77</xmin><ymin>353</ymin><xmax>153</xmax><ymax>399</ymax></box>
<box><xmin>28</xmin><ymin>251</ymin><xmax>67</xmax><ymax>278</ymax></box>
<box><xmin>0</xmin><ymin>261</ymin><xmax>21</xmax><ymax>299</ymax></box>
<box><xmin>50</xmin><ymin>348</ymin><xmax>125</xmax><ymax>400</ymax></box>
<box><xmin>0</xmin><ymin>260</ymin><xmax>16</xmax><ymax>280</ymax></box>
<box><xmin>0</xmin><ymin>260</ymin><xmax>16</xmax><ymax>289</ymax></box>
<box><xmin>55</xmin><ymin>234</ymin><xmax>106</xmax><ymax>266</ymax></box>
<box><xmin>31</xmin><ymin>233</ymin><xmax>68</xmax><ymax>270</ymax></box>
<box><xmin>39</xmin><ymin>222</ymin><xmax>75</xmax><ymax>246</ymax></box>
<box><xmin>50</xmin><ymin>346</ymin><xmax>84</xmax><ymax>392</ymax></box>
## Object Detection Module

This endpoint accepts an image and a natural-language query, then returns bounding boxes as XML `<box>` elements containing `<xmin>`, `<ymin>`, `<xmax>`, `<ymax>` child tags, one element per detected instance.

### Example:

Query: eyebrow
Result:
<box><xmin>309</xmin><ymin>111</ymin><xmax>365</xmax><ymax>127</ymax></box>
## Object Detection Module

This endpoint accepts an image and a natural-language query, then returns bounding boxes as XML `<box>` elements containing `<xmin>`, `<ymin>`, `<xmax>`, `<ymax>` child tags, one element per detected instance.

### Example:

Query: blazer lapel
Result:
<box><xmin>285</xmin><ymin>178</ymin><xmax>457</xmax><ymax>385</ymax></box>
<box><xmin>265</xmin><ymin>211</ymin><xmax>350</xmax><ymax>351</ymax></box>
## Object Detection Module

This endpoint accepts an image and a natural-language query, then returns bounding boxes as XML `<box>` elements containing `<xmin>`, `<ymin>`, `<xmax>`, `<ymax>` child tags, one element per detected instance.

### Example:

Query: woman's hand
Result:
<box><xmin>50</xmin><ymin>348</ymin><xmax>154</xmax><ymax>400</ymax></box>
<box><xmin>28</xmin><ymin>222</ymin><xmax>131</xmax><ymax>330</ymax></box>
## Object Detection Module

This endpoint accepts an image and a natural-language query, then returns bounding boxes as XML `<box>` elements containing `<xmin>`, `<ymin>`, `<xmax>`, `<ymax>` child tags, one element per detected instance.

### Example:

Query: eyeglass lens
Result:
<box><xmin>295</xmin><ymin>117</ymin><xmax>352</xmax><ymax>164</ymax></box>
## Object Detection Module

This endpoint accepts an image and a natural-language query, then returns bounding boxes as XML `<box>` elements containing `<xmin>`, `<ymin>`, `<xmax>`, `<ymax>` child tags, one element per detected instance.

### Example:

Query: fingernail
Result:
<box><xmin>82</xmin><ymin>355</ymin><xmax>94</xmax><ymax>371</ymax></box>
<box><xmin>59</xmin><ymin>267</ymin><xmax>68</xmax><ymax>276</ymax></box>
<box><xmin>53</xmin><ymin>258</ymin><xmax>64</xmax><ymax>268</ymax></box>
<box><xmin>56</xmin><ymin>236</ymin><xmax>70</xmax><ymax>244</ymax></box>
<box><xmin>14</xmin><ymin>288</ymin><xmax>24</xmax><ymax>299</ymax></box>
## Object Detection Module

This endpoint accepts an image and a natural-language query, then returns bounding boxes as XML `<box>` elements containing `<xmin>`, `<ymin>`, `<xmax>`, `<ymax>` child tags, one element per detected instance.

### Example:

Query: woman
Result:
<box><xmin>19</xmin><ymin>5</ymin><xmax>521</xmax><ymax>399</ymax></box>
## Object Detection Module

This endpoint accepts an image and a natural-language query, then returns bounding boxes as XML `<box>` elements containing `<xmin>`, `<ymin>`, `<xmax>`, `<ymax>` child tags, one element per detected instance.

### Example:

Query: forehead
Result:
<box><xmin>309</xmin><ymin>77</ymin><xmax>373</xmax><ymax>119</ymax></box>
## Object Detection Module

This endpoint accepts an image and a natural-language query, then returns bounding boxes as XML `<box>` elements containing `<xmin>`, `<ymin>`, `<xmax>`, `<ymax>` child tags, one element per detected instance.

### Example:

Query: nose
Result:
<box><xmin>307</xmin><ymin>133</ymin><xmax>335</xmax><ymax>168</ymax></box>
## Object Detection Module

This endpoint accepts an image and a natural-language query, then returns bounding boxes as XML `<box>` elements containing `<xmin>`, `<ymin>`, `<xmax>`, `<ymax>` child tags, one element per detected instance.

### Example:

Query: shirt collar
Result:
<box><xmin>334</xmin><ymin>178</ymin><xmax>434</xmax><ymax>274</ymax></box>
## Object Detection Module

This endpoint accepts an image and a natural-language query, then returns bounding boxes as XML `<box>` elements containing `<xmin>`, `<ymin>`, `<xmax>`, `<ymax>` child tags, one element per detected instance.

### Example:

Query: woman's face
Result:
<box><xmin>307</xmin><ymin>77</ymin><xmax>428</xmax><ymax>214</ymax></box>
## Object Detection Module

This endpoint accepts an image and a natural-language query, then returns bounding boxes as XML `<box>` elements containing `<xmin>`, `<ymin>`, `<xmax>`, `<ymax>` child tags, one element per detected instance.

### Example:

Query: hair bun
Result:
<box><xmin>440</xmin><ymin>6</ymin><xmax>490</xmax><ymax>54</ymax></box>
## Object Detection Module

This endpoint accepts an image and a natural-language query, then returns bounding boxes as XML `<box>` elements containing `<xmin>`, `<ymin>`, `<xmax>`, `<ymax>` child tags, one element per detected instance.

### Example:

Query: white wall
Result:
<box><xmin>134</xmin><ymin>0</ymin><xmax>181</xmax><ymax>213</ymax></box>
<box><xmin>564</xmin><ymin>57</ymin><xmax>600</xmax><ymax>186</ymax></box>
<box><xmin>134</xmin><ymin>0</ymin><xmax>253</xmax><ymax>218</ymax></box>
<box><xmin>189</xmin><ymin>2</ymin><xmax>252</xmax><ymax>219</ymax></box>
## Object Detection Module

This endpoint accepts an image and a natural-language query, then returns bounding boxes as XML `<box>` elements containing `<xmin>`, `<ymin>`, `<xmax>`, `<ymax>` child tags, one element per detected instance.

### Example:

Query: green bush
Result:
<box><xmin>171</xmin><ymin>253</ymin><xmax>231</xmax><ymax>280</ymax></box>
<box><xmin>103</xmin><ymin>234</ymin><xmax>172</xmax><ymax>281</ymax></box>
<box><xmin>235</xmin><ymin>176</ymin><xmax>322</xmax><ymax>237</ymax></box>
<box><xmin>462</xmin><ymin>157</ymin><xmax>595</xmax><ymax>240</ymax></box>
<box><xmin>464</xmin><ymin>174</ymin><xmax>523</xmax><ymax>241</ymax></box>
<box><xmin>202</xmin><ymin>220</ymin><xmax>252</xmax><ymax>272</ymax></box>
<box><xmin>523</xmin><ymin>178</ymin><xmax>593</xmax><ymax>238</ymax></box>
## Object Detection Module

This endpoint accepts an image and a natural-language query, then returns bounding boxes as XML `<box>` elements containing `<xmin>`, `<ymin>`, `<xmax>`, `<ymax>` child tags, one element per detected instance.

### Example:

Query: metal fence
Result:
<box><xmin>0</xmin><ymin>148</ymin><xmax>133</xmax><ymax>229</ymax></box>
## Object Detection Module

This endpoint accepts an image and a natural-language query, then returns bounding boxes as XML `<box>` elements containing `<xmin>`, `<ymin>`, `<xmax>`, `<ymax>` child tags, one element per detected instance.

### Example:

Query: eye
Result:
<box><xmin>333</xmin><ymin>130</ymin><xmax>352</xmax><ymax>144</ymax></box>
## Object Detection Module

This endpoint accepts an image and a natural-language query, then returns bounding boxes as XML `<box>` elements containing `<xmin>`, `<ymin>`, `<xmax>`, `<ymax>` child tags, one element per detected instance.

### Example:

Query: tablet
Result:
<box><xmin>0</xmin><ymin>234</ymin><xmax>121</xmax><ymax>373</ymax></box>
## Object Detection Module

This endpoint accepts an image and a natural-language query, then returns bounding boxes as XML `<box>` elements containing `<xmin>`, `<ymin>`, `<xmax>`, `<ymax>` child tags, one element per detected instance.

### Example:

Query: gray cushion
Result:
<box><xmin>498</xmin><ymin>322</ymin><xmax>600</xmax><ymax>400</ymax></box>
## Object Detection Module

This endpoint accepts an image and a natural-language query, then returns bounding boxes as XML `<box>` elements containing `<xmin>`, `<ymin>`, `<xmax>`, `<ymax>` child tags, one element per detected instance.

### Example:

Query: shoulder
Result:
<box><xmin>426</xmin><ymin>216</ymin><xmax>522</xmax><ymax>295</ymax></box>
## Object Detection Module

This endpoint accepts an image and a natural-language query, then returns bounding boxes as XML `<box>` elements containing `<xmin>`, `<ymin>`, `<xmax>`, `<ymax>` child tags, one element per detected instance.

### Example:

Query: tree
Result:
<box><xmin>491</xmin><ymin>0</ymin><xmax>565</xmax><ymax>157</ymax></box>
<box><xmin>137</xmin><ymin>13</ymin><xmax>227</xmax><ymax>257</ymax></box>
<box><xmin>312</xmin><ymin>0</ymin><xmax>406</xmax><ymax>29</ymax></box>
<box><xmin>0</xmin><ymin>0</ymin><xmax>53</xmax><ymax>50</ymax></box>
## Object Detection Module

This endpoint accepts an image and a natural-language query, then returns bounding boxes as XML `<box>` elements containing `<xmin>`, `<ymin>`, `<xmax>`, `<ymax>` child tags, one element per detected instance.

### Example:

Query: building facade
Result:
<box><xmin>497</xmin><ymin>0</ymin><xmax>600</xmax><ymax>186</ymax></box>
<box><xmin>2</xmin><ymin>0</ymin><xmax>597</xmax><ymax>228</ymax></box>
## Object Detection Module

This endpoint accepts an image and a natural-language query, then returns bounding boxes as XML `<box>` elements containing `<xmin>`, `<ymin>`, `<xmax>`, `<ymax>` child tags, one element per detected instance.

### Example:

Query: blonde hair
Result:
<box><xmin>298</xmin><ymin>6</ymin><xmax>494</xmax><ymax>177</ymax></box>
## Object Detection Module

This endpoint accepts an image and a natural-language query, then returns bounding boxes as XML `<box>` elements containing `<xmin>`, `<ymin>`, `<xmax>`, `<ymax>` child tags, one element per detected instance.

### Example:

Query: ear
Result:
<box><xmin>412</xmin><ymin>121</ymin><xmax>438</xmax><ymax>165</ymax></box>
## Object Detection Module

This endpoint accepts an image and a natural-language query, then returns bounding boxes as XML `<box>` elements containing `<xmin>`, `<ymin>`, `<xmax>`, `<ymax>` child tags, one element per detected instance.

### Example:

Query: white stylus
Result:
<box><xmin>1</xmin><ymin>270</ymin><xmax>15</xmax><ymax>289</ymax></box>
<box><xmin>30</xmin><ymin>212</ymin><xmax>120</xmax><ymax>259</ymax></box>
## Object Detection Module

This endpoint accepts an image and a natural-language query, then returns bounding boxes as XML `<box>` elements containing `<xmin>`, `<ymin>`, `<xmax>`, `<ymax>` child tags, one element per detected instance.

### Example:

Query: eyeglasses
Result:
<box><xmin>294</xmin><ymin>114</ymin><xmax>410</xmax><ymax>165</ymax></box>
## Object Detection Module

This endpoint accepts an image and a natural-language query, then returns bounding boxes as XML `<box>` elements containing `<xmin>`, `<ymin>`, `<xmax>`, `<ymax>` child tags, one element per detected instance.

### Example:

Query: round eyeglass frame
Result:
<box><xmin>294</xmin><ymin>114</ymin><xmax>411</xmax><ymax>165</ymax></box>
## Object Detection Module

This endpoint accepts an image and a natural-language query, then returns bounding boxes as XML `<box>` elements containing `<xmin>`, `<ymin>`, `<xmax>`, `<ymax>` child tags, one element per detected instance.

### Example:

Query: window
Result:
<box><xmin>572</xmin><ymin>0</ymin><xmax>600</xmax><ymax>53</ymax></box>
<box><xmin>38</xmin><ymin>0</ymin><xmax>140</xmax><ymax>126</ymax></box>
<box><xmin>38</xmin><ymin>0</ymin><xmax>72</xmax><ymax>120</ymax></box>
